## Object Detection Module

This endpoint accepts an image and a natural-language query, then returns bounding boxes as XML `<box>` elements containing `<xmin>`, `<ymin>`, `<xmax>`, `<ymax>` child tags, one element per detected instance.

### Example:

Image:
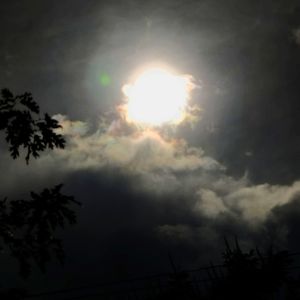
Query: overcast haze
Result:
<box><xmin>1</xmin><ymin>0</ymin><xmax>300</xmax><ymax>292</ymax></box>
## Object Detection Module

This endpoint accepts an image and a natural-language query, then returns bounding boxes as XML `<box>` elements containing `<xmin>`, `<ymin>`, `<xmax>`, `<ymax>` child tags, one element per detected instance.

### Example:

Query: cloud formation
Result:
<box><xmin>53</xmin><ymin>114</ymin><xmax>219</xmax><ymax>174</ymax></box>
<box><xmin>50</xmin><ymin>114</ymin><xmax>300</xmax><ymax>248</ymax></box>
<box><xmin>1</xmin><ymin>107</ymin><xmax>297</xmax><ymax>269</ymax></box>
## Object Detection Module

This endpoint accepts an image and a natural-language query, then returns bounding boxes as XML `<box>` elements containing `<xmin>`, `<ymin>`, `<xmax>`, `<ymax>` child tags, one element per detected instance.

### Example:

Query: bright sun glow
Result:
<box><xmin>122</xmin><ymin>68</ymin><xmax>193</xmax><ymax>126</ymax></box>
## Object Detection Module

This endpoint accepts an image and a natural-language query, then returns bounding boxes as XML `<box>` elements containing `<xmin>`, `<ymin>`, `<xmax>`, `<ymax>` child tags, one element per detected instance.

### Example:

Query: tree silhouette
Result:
<box><xmin>208</xmin><ymin>237</ymin><xmax>293</xmax><ymax>300</ymax></box>
<box><xmin>0</xmin><ymin>185</ymin><xmax>80</xmax><ymax>278</ymax></box>
<box><xmin>0</xmin><ymin>88</ymin><xmax>64</xmax><ymax>163</ymax></box>
<box><xmin>0</xmin><ymin>88</ymin><xmax>80</xmax><ymax>279</ymax></box>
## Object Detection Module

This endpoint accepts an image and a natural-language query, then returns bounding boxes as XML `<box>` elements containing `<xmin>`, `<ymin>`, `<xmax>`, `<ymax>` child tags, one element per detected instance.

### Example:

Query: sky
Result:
<box><xmin>1</xmin><ymin>0</ymin><xmax>300</xmax><ymax>292</ymax></box>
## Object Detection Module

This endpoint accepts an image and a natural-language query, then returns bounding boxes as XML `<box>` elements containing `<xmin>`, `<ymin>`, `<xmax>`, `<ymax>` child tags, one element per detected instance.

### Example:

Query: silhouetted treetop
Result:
<box><xmin>0</xmin><ymin>88</ymin><xmax>65</xmax><ymax>163</ymax></box>
<box><xmin>0</xmin><ymin>184</ymin><xmax>80</xmax><ymax>278</ymax></box>
<box><xmin>208</xmin><ymin>237</ymin><xmax>294</xmax><ymax>300</ymax></box>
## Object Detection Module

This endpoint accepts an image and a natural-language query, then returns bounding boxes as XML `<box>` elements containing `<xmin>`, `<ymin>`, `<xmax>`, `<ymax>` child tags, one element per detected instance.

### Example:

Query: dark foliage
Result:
<box><xmin>0</xmin><ymin>89</ymin><xmax>80</xmax><ymax>280</ymax></box>
<box><xmin>208</xmin><ymin>238</ymin><xmax>293</xmax><ymax>300</ymax></box>
<box><xmin>0</xmin><ymin>88</ymin><xmax>65</xmax><ymax>163</ymax></box>
<box><xmin>0</xmin><ymin>185</ymin><xmax>80</xmax><ymax>278</ymax></box>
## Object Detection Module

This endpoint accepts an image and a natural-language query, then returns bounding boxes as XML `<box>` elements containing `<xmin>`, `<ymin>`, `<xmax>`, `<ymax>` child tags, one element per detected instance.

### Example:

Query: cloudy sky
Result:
<box><xmin>1</xmin><ymin>0</ymin><xmax>300</xmax><ymax>292</ymax></box>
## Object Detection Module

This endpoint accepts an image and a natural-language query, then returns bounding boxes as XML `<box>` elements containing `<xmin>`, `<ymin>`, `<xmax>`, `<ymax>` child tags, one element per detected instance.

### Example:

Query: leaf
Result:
<box><xmin>0</xmin><ymin>89</ymin><xmax>66</xmax><ymax>163</ymax></box>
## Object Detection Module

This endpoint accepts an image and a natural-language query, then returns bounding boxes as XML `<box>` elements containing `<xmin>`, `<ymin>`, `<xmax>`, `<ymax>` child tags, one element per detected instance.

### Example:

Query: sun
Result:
<box><xmin>122</xmin><ymin>67</ymin><xmax>194</xmax><ymax>126</ymax></box>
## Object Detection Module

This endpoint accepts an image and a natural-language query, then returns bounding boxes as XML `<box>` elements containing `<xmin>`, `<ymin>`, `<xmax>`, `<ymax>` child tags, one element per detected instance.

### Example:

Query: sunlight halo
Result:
<box><xmin>122</xmin><ymin>67</ymin><xmax>194</xmax><ymax>126</ymax></box>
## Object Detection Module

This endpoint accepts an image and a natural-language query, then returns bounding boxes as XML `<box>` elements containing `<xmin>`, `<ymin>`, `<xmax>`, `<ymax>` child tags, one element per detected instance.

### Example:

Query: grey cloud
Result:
<box><xmin>46</xmin><ymin>115</ymin><xmax>300</xmax><ymax>242</ymax></box>
<box><xmin>294</xmin><ymin>27</ymin><xmax>300</xmax><ymax>45</ymax></box>
<box><xmin>2</xmin><ymin>110</ymin><xmax>300</xmax><ymax>266</ymax></box>
<box><xmin>52</xmin><ymin>115</ymin><xmax>220</xmax><ymax>173</ymax></box>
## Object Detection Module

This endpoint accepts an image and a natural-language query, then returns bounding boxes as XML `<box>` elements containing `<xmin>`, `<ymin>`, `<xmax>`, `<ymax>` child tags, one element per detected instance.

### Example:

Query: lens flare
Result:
<box><xmin>99</xmin><ymin>73</ymin><xmax>111</xmax><ymax>86</ymax></box>
<box><xmin>121</xmin><ymin>67</ymin><xmax>194</xmax><ymax>126</ymax></box>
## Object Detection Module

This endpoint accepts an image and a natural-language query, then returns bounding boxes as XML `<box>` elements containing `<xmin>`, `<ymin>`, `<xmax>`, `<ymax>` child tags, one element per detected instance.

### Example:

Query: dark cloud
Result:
<box><xmin>265</xmin><ymin>193</ymin><xmax>300</xmax><ymax>250</ymax></box>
